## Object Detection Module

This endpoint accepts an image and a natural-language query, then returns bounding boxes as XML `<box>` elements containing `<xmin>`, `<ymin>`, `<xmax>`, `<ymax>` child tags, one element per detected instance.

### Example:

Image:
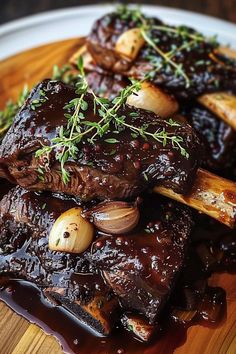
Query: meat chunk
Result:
<box><xmin>121</xmin><ymin>313</ymin><xmax>157</xmax><ymax>342</ymax></box>
<box><xmin>183</xmin><ymin>104</ymin><xmax>236</xmax><ymax>174</ymax></box>
<box><xmin>44</xmin><ymin>273</ymin><xmax>119</xmax><ymax>336</ymax></box>
<box><xmin>89</xmin><ymin>195</ymin><xmax>193</xmax><ymax>323</ymax></box>
<box><xmin>84</xmin><ymin>72</ymin><xmax>236</xmax><ymax>176</ymax></box>
<box><xmin>0</xmin><ymin>80</ymin><xmax>201</xmax><ymax>199</ymax></box>
<box><xmin>86</xmin><ymin>71</ymin><xmax>129</xmax><ymax>100</ymax></box>
<box><xmin>0</xmin><ymin>187</ymin><xmax>193</xmax><ymax>332</ymax></box>
<box><xmin>0</xmin><ymin>187</ymin><xmax>119</xmax><ymax>335</ymax></box>
<box><xmin>87</xmin><ymin>11</ymin><xmax>236</xmax><ymax>99</ymax></box>
<box><xmin>0</xmin><ymin>186</ymin><xmax>87</xmax><ymax>280</ymax></box>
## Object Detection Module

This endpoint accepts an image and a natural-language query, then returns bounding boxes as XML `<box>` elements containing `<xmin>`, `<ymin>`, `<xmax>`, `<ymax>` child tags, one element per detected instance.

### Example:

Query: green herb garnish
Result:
<box><xmin>0</xmin><ymin>85</ymin><xmax>29</xmax><ymax>140</ymax></box>
<box><xmin>36</xmin><ymin>58</ymin><xmax>189</xmax><ymax>184</ymax></box>
<box><xmin>127</xmin><ymin>324</ymin><xmax>134</xmax><ymax>331</ymax></box>
<box><xmin>31</xmin><ymin>89</ymin><xmax>48</xmax><ymax>110</ymax></box>
<box><xmin>116</xmin><ymin>6</ymin><xmax>219</xmax><ymax>88</ymax></box>
<box><xmin>52</xmin><ymin>64</ymin><xmax>78</xmax><ymax>85</ymax></box>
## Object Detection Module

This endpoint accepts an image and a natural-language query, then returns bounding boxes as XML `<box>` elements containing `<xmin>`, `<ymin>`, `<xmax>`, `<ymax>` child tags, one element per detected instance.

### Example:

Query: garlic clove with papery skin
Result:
<box><xmin>49</xmin><ymin>207</ymin><xmax>94</xmax><ymax>253</ymax></box>
<box><xmin>83</xmin><ymin>201</ymin><xmax>140</xmax><ymax>235</ymax></box>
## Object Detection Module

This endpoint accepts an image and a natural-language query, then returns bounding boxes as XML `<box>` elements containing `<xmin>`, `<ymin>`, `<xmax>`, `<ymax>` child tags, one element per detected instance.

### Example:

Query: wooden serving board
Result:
<box><xmin>0</xmin><ymin>39</ymin><xmax>236</xmax><ymax>354</ymax></box>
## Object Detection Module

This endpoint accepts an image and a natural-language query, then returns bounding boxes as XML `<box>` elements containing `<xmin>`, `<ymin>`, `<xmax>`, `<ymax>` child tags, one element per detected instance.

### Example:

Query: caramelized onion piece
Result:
<box><xmin>115</xmin><ymin>28</ymin><xmax>145</xmax><ymax>61</ymax></box>
<box><xmin>49</xmin><ymin>207</ymin><xmax>94</xmax><ymax>253</ymax></box>
<box><xmin>127</xmin><ymin>81</ymin><xmax>179</xmax><ymax>118</ymax></box>
<box><xmin>83</xmin><ymin>201</ymin><xmax>140</xmax><ymax>234</ymax></box>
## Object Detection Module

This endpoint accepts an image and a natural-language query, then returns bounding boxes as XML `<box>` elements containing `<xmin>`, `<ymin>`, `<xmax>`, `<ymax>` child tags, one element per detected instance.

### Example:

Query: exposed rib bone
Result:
<box><xmin>198</xmin><ymin>92</ymin><xmax>236</xmax><ymax>131</ymax></box>
<box><xmin>154</xmin><ymin>168</ymin><xmax>236</xmax><ymax>228</ymax></box>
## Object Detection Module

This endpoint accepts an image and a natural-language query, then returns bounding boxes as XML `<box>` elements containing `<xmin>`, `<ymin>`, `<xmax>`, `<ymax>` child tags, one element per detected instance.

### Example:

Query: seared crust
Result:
<box><xmin>0</xmin><ymin>80</ymin><xmax>201</xmax><ymax>199</ymax></box>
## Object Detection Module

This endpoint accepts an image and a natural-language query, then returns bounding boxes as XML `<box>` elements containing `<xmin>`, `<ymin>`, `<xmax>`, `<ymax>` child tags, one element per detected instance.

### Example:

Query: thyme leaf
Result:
<box><xmin>36</xmin><ymin>58</ymin><xmax>189</xmax><ymax>183</ymax></box>
<box><xmin>0</xmin><ymin>85</ymin><xmax>29</xmax><ymax>140</ymax></box>
<box><xmin>116</xmin><ymin>5</ymin><xmax>219</xmax><ymax>88</ymax></box>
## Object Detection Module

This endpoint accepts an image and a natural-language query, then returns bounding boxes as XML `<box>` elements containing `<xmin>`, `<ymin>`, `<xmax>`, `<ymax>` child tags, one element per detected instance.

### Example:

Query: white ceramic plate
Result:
<box><xmin>0</xmin><ymin>4</ymin><xmax>236</xmax><ymax>61</ymax></box>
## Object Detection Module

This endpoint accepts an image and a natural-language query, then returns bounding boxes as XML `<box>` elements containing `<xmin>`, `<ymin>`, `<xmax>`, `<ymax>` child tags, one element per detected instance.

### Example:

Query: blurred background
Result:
<box><xmin>0</xmin><ymin>0</ymin><xmax>236</xmax><ymax>25</ymax></box>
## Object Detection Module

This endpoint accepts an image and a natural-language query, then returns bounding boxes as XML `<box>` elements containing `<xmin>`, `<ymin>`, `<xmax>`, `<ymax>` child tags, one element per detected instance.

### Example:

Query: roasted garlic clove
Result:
<box><xmin>49</xmin><ymin>207</ymin><xmax>94</xmax><ymax>253</ymax></box>
<box><xmin>83</xmin><ymin>201</ymin><xmax>140</xmax><ymax>234</ymax></box>
<box><xmin>127</xmin><ymin>81</ymin><xmax>179</xmax><ymax>118</ymax></box>
<box><xmin>115</xmin><ymin>28</ymin><xmax>145</xmax><ymax>61</ymax></box>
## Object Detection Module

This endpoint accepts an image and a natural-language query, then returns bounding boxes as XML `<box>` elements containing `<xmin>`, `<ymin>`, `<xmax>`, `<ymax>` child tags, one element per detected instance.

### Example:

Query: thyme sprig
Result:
<box><xmin>115</xmin><ymin>117</ymin><xmax>189</xmax><ymax>159</ymax></box>
<box><xmin>31</xmin><ymin>89</ymin><xmax>48</xmax><ymax>110</ymax></box>
<box><xmin>0</xmin><ymin>64</ymin><xmax>77</xmax><ymax>143</ymax></box>
<box><xmin>116</xmin><ymin>4</ymin><xmax>143</xmax><ymax>23</ymax></box>
<box><xmin>36</xmin><ymin>58</ymin><xmax>89</xmax><ymax>183</ymax></box>
<box><xmin>88</xmin><ymin>79</ymin><xmax>141</xmax><ymax>144</ymax></box>
<box><xmin>52</xmin><ymin>64</ymin><xmax>78</xmax><ymax>85</ymax></box>
<box><xmin>116</xmin><ymin>5</ymin><xmax>219</xmax><ymax>88</ymax></box>
<box><xmin>36</xmin><ymin>58</ymin><xmax>189</xmax><ymax>183</ymax></box>
<box><xmin>141</xmin><ymin>28</ymin><xmax>191</xmax><ymax>87</ymax></box>
<box><xmin>0</xmin><ymin>85</ymin><xmax>29</xmax><ymax>140</ymax></box>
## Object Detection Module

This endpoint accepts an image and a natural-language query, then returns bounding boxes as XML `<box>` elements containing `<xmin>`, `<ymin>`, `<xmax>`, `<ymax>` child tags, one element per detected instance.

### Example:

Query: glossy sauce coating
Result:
<box><xmin>0</xmin><ymin>80</ymin><xmax>201</xmax><ymax>199</ymax></box>
<box><xmin>87</xmin><ymin>12</ymin><xmax>236</xmax><ymax>99</ymax></box>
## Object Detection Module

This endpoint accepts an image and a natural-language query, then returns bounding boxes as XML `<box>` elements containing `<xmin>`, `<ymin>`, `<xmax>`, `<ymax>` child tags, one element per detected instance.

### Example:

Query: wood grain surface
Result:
<box><xmin>0</xmin><ymin>39</ymin><xmax>236</xmax><ymax>354</ymax></box>
<box><xmin>0</xmin><ymin>0</ymin><xmax>236</xmax><ymax>25</ymax></box>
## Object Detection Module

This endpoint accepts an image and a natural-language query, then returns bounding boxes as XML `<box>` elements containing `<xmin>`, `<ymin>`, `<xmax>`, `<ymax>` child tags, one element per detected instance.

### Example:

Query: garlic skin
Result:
<box><xmin>127</xmin><ymin>81</ymin><xmax>179</xmax><ymax>118</ymax></box>
<box><xmin>115</xmin><ymin>28</ymin><xmax>145</xmax><ymax>61</ymax></box>
<box><xmin>83</xmin><ymin>201</ymin><xmax>140</xmax><ymax>235</ymax></box>
<box><xmin>49</xmin><ymin>207</ymin><xmax>94</xmax><ymax>253</ymax></box>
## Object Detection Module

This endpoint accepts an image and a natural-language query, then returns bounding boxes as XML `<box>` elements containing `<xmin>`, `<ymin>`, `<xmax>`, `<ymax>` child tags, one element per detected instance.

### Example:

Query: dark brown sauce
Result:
<box><xmin>88</xmin><ymin>12</ymin><xmax>236</xmax><ymax>99</ymax></box>
<box><xmin>0</xmin><ymin>183</ymin><xmax>235</xmax><ymax>353</ymax></box>
<box><xmin>0</xmin><ymin>79</ymin><xmax>201</xmax><ymax>200</ymax></box>
<box><xmin>0</xmin><ymin>274</ymin><xmax>228</xmax><ymax>354</ymax></box>
<box><xmin>0</xmin><ymin>279</ymin><xmax>193</xmax><ymax>354</ymax></box>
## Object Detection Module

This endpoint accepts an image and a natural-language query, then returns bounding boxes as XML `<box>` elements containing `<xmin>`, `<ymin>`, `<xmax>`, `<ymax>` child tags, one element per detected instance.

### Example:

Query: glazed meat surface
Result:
<box><xmin>0</xmin><ymin>80</ymin><xmax>201</xmax><ymax>199</ymax></box>
<box><xmin>0</xmin><ymin>186</ymin><xmax>88</xmax><ymax>279</ymax></box>
<box><xmin>0</xmin><ymin>187</ymin><xmax>193</xmax><ymax>327</ymax></box>
<box><xmin>87</xmin><ymin>11</ymin><xmax>236</xmax><ymax>99</ymax></box>
<box><xmin>85</xmin><ymin>71</ymin><xmax>236</xmax><ymax>176</ymax></box>
<box><xmin>183</xmin><ymin>104</ymin><xmax>236</xmax><ymax>174</ymax></box>
<box><xmin>86</xmin><ymin>71</ymin><xmax>129</xmax><ymax>100</ymax></box>
<box><xmin>0</xmin><ymin>186</ymin><xmax>119</xmax><ymax>335</ymax></box>
<box><xmin>89</xmin><ymin>195</ymin><xmax>193</xmax><ymax>323</ymax></box>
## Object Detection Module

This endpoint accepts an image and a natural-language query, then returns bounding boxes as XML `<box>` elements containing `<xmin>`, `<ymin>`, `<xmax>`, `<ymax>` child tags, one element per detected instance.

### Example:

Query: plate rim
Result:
<box><xmin>1</xmin><ymin>3</ymin><xmax>236</xmax><ymax>38</ymax></box>
<box><xmin>0</xmin><ymin>3</ymin><xmax>236</xmax><ymax>60</ymax></box>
